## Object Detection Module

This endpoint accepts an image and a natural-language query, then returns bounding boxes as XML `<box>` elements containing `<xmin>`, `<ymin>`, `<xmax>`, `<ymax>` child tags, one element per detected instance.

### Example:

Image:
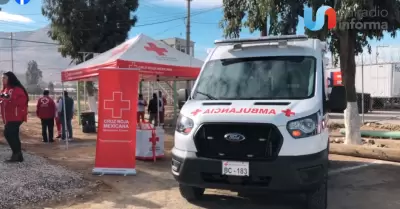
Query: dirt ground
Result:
<box><xmin>3</xmin><ymin>109</ymin><xmax>400</xmax><ymax>208</ymax></box>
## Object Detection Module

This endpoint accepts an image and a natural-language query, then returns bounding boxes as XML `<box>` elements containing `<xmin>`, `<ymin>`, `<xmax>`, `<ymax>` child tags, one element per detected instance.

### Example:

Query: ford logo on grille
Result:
<box><xmin>224</xmin><ymin>133</ymin><xmax>245</xmax><ymax>142</ymax></box>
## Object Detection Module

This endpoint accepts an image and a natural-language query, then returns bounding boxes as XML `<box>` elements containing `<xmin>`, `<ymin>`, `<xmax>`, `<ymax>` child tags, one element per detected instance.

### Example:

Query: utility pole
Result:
<box><xmin>10</xmin><ymin>32</ymin><xmax>13</xmax><ymax>72</ymax></box>
<box><xmin>186</xmin><ymin>0</ymin><xmax>192</xmax><ymax>56</ymax></box>
<box><xmin>185</xmin><ymin>0</ymin><xmax>192</xmax><ymax>90</ymax></box>
<box><xmin>361</xmin><ymin>54</ymin><xmax>364</xmax><ymax>123</ymax></box>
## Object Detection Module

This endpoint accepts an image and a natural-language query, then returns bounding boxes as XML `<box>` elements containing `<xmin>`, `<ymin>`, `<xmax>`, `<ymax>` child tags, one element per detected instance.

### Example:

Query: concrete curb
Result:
<box><xmin>330</xmin><ymin>143</ymin><xmax>400</xmax><ymax>163</ymax></box>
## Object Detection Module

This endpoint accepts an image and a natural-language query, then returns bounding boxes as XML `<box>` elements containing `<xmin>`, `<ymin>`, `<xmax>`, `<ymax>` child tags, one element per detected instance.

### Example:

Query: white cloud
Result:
<box><xmin>0</xmin><ymin>11</ymin><xmax>34</xmax><ymax>23</ymax></box>
<box><xmin>153</xmin><ymin>0</ymin><xmax>222</xmax><ymax>9</ymax></box>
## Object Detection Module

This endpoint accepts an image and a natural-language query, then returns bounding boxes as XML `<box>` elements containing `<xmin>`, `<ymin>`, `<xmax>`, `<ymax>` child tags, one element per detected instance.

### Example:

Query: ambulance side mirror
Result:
<box><xmin>177</xmin><ymin>89</ymin><xmax>189</xmax><ymax>109</ymax></box>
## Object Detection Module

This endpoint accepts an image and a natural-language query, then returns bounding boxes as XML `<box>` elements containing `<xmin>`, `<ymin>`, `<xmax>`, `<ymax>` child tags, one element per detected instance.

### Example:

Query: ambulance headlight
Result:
<box><xmin>176</xmin><ymin>114</ymin><xmax>194</xmax><ymax>134</ymax></box>
<box><xmin>287</xmin><ymin>113</ymin><xmax>318</xmax><ymax>138</ymax></box>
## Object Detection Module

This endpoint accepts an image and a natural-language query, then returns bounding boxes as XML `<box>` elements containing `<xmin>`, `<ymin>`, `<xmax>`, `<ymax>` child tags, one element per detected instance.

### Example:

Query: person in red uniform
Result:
<box><xmin>55</xmin><ymin>96</ymin><xmax>62</xmax><ymax>138</ymax></box>
<box><xmin>36</xmin><ymin>90</ymin><xmax>56</xmax><ymax>143</ymax></box>
<box><xmin>0</xmin><ymin>71</ymin><xmax>28</xmax><ymax>163</ymax></box>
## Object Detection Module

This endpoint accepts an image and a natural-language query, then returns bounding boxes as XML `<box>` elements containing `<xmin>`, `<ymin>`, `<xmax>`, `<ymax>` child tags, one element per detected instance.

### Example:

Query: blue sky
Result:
<box><xmin>0</xmin><ymin>0</ymin><xmax>399</xmax><ymax>61</ymax></box>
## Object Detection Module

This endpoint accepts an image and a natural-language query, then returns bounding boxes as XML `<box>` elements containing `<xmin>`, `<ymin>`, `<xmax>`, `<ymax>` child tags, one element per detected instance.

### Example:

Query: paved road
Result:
<box><xmin>65</xmin><ymin>154</ymin><xmax>400</xmax><ymax>209</ymax></box>
<box><xmin>329</xmin><ymin>110</ymin><xmax>400</xmax><ymax>124</ymax></box>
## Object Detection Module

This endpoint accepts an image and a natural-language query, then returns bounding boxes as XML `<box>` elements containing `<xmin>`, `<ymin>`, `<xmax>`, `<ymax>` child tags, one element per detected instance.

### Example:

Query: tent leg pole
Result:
<box><xmin>61</xmin><ymin>82</ymin><xmax>68</xmax><ymax>150</ymax></box>
<box><xmin>173</xmin><ymin>81</ymin><xmax>177</xmax><ymax>119</ymax></box>
<box><xmin>186</xmin><ymin>80</ymin><xmax>190</xmax><ymax>90</ymax></box>
<box><xmin>147</xmin><ymin>81</ymin><xmax>150</xmax><ymax>105</ymax></box>
<box><xmin>83</xmin><ymin>81</ymin><xmax>86</xmax><ymax>111</ymax></box>
<box><xmin>155</xmin><ymin>81</ymin><xmax>159</xmax><ymax>127</ymax></box>
<box><xmin>139</xmin><ymin>80</ymin><xmax>143</xmax><ymax>94</ymax></box>
<box><xmin>77</xmin><ymin>81</ymin><xmax>81</xmax><ymax>125</ymax></box>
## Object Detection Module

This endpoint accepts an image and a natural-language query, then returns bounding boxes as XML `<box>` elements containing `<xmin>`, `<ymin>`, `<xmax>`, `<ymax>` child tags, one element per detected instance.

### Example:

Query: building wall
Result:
<box><xmin>160</xmin><ymin>38</ymin><xmax>195</xmax><ymax>57</ymax></box>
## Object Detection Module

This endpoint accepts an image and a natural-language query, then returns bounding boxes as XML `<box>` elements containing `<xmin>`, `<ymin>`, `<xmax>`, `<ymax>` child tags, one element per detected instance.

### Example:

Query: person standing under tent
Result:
<box><xmin>58</xmin><ymin>91</ymin><xmax>74</xmax><ymax>141</ymax></box>
<box><xmin>55</xmin><ymin>96</ymin><xmax>62</xmax><ymax>138</ymax></box>
<box><xmin>36</xmin><ymin>90</ymin><xmax>56</xmax><ymax>143</ymax></box>
<box><xmin>0</xmin><ymin>71</ymin><xmax>29</xmax><ymax>163</ymax></box>
<box><xmin>158</xmin><ymin>91</ymin><xmax>166</xmax><ymax>126</ymax></box>
<box><xmin>137</xmin><ymin>94</ymin><xmax>147</xmax><ymax>123</ymax></box>
<box><xmin>148</xmin><ymin>93</ymin><xmax>162</xmax><ymax>126</ymax></box>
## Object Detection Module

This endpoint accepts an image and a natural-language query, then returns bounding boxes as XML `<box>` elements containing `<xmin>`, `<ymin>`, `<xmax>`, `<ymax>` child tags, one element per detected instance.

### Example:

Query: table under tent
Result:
<box><xmin>59</xmin><ymin>34</ymin><xmax>203</xmax><ymax>175</ymax></box>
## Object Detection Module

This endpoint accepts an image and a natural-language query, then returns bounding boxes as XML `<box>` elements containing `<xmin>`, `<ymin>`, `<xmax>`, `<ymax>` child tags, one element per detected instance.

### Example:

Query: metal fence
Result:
<box><xmin>327</xmin><ymin>48</ymin><xmax>400</xmax><ymax>123</ymax></box>
<box><xmin>28</xmin><ymin>94</ymin><xmax>81</xmax><ymax>102</ymax></box>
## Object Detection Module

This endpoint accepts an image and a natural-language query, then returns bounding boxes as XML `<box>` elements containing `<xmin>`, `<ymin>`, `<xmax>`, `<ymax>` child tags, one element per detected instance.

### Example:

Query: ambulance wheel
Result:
<box><xmin>179</xmin><ymin>184</ymin><xmax>205</xmax><ymax>201</ymax></box>
<box><xmin>306</xmin><ymin>176</ymin><xmax>327</xmax><ymax>209</ymax></box>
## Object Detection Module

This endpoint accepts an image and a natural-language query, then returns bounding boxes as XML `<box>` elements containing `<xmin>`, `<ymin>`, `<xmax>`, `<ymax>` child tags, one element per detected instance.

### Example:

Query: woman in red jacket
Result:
<box><xmin>0</xmin><ymin>71</ymin><xmax>29</xmax><ymax>163</ymax></box>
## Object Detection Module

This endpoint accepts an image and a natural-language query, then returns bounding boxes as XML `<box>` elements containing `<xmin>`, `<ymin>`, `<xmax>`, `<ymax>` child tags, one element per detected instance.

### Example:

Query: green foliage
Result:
<box><xmin>304</xmin><ymin>0</ymin><xmax>400</xmax><ymax>65</ymax></box>
<box><xmin>25</xmin><ymin>60</ymin><xmax>43</xmax><ymax>94</ymax></box>
<box><xmin>219</xmin><ymin>0</ymin><xmax>307</xmax><ymax>37</ymax></box>
<box><xmin>220</xmin><ymin>0</ymin><xmax>400</xmax><ymax>101</ymax></box>
<box><xmin>42</xmin><ymin>0</ymin><xmax>139</xmax><ymax>62</ymax></box>
<box><xmin>48</xmin><ymin>81</ymin><xmax>55</xmax><ymax>94</ymax></box>
<box><xmin>25</xmin><ymin>60</ymin><xmax>42</xmax><ymax>85</ymax></box>
<box><xmin>42</xmin><ymin>0</ymin><xmax>138</xmax><ymax>97</ymax></box>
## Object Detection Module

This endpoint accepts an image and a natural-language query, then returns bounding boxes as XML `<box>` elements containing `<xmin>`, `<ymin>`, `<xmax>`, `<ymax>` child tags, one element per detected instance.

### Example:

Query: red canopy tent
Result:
<box><xmin>61</xmin><ymin>33</ymin><xmax>203</xmax><ymax>82</ymax></box>
<box><xmin>59</xmin><ymin>34</ymin><xmax>203</xmax><ymax>176</ymax></box>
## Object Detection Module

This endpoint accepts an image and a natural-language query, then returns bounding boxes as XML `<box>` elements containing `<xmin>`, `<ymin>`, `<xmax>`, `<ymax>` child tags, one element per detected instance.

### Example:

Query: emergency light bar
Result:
<box><xmin>214</xmin><ymin>35</ymin><xmax>308</xmax><ymax>45</ymax></box>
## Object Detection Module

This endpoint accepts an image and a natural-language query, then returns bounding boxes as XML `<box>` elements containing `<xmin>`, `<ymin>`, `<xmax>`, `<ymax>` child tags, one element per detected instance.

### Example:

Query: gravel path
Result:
<box><xmin>0</xmin><ymin>146</ymin><xmax>88</xmax><ymax>209</ymax></box>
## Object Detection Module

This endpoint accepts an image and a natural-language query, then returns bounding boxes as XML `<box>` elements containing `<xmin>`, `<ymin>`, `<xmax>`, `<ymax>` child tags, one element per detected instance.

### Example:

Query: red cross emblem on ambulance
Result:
<box><xmin>104</xmin><ymin>92</ymin><xmax>131</xmax><ymax>118</ymax></box>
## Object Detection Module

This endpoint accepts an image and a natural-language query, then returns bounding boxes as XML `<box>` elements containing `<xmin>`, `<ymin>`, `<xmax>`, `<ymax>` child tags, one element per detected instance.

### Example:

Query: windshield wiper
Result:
<box><xmin>194</xmin><ymin>91</ymin><xmax>218</xmax><ymax>100</ymax></box>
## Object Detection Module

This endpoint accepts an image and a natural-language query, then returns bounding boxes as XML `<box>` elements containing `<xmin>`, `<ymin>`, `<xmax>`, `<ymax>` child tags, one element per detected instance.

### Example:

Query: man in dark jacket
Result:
<box><xmin>58</xmin><ymin>91</ymin><xmax>74</xmax><ymax>141</ymax></box>
<box><xmin>36</xmin><ymin>90</ymin><xmax>56</xmax><ymax>143</ymax></box>
<box><xmin>148</xmin><ymin>93</ymin><xmax>162</xmax><ymax>126</ymax></box>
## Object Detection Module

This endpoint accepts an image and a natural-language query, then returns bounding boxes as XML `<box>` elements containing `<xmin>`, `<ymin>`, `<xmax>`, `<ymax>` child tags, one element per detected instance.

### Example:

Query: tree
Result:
<box><xmin>25</xmin><ymin>60</ymin><xmax>43</xmax><ymax>94</ymax></box>
<box><xmin>305</xmin><ymin>0</ymin><xmax>399</xmax><ymax>144</ymax></box>
<box><xmin>220</xmin><ymin>0</ymin><xmax>306</xmax><ymax>37</ymax></box>
<box><xmin>42</xmin><ymin>0</ymin><xmax>139</xmax><ymax>97</ymax></box>
<box><xmin>221</xmin><ymin>0</ymin><xmax>400</xmax><ymax>145</ymax></box>
<box><xmin>48</xmin><ymin>81</ymin><xmax>55</xmax><ymax>94</ymax></box>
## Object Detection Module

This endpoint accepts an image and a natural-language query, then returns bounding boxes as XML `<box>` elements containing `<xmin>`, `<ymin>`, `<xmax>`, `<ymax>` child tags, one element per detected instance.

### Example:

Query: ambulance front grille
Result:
<box><xmin>193</xmin><ymin>123</ymin><xmax>283</xmax><ymax>161</ymax></box>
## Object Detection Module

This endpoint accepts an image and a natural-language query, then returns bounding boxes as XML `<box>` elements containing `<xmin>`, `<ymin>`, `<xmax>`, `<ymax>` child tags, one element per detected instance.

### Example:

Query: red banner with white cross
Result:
<box><xmin>92</xmin><ymin>69</ymin><xmax>139</xmax><ymax>175</ymax></box>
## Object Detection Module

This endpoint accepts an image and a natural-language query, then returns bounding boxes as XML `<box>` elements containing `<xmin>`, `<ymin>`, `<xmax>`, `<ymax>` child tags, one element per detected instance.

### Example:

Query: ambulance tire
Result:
<box><xmin>305</xmin><ymin>175</ymin><xmax>327</xmax><ymax>209</ymax></box>
<box><xmin>179</xmin><ymin>184</ymin><xmax>205</xmax><ymax>202</ymax></box>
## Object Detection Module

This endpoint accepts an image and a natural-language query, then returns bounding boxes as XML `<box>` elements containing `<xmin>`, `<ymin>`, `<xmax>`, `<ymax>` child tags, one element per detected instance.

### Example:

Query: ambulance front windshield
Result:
<box><xmin>192</xmin><ymin>56</ymin><xmax>316</xmax><ymax>100</ymax></box>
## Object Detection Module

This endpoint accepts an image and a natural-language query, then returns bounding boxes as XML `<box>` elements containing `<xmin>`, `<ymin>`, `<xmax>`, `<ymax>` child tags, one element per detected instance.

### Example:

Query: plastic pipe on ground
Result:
<box><xmin>339</xmin><ymin>128</ymin><xmax>400</xmax><ymax>139</ymax></box>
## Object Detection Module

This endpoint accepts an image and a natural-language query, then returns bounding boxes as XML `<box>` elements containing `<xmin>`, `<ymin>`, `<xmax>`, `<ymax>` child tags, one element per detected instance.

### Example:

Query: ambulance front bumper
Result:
<box><xmin>171</xmin><ymin>148</ymin><xmax>328</xmax><ymax>192</ymax></box>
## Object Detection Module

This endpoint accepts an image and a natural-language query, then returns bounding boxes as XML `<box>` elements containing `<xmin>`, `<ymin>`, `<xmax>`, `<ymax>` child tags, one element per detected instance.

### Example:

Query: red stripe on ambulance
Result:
<box><xmin>203</xmin><ymin>108</ymin><xmax>276</xmax><ymax>114</ymax></box>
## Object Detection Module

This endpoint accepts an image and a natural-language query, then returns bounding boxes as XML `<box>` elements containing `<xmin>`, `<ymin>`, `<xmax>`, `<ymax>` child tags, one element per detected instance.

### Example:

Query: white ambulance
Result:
<box><xmin>172</xmin><ymin>35</ymin><xmax>330</xmax><ymax>209</ymax></box>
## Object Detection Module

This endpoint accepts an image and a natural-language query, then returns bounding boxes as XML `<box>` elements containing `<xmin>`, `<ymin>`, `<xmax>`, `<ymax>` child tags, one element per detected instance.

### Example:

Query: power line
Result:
<box><xmin>0</xmin><ymin>6</ymin><xmax>221</xmax><ymax>45</ymax></box>
<box><xmin>17</xmin><ymin>5</ymin><xmax>216</xmax><ymax>17</ymax></box>
<box><xmin>154</xmin><ymin>23</ymin><xmax>183</xmax><ymax>37</ymax></box>
<box><xmin>191</xmin><ymin>21</ymin><xmax>219</xmax><ymax>25</ymax></box>
<box><xmin>69</xmin><ymin>6</ymin><xmax>221</xmax><ymax>30</ymax></box>
<box><xmin>0</xmin><ymin>37</ymin><xmax>57</xmax><ymax>45</ymax></box>
<box><xmin>0</xmin><ymin>45</ymin><xmax>58</xmax><ymax>48</ymax></box>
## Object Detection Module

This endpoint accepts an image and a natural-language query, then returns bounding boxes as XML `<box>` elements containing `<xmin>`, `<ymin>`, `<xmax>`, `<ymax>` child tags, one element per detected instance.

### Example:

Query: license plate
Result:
<box><xmin>222</xmin><ymin>161</ymin><xmax>249</xmax><ymax>176</ymax></box>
